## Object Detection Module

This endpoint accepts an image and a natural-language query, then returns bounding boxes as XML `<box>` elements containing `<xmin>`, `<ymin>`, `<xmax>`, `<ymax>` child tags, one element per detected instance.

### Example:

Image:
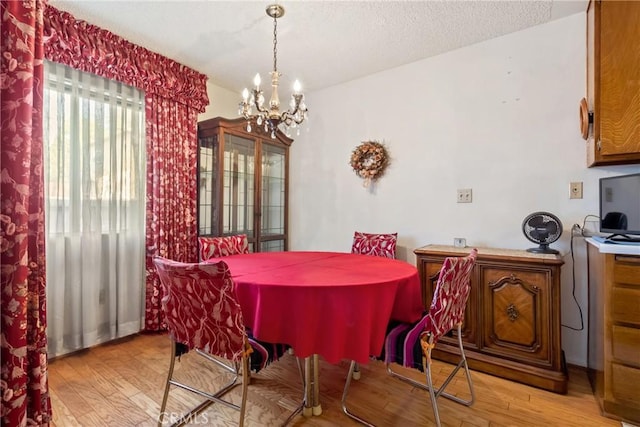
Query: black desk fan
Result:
<box><xmin>522</xmin><ymin>212</ymin><xmax>563</xmax><ymax>254</ymax></box>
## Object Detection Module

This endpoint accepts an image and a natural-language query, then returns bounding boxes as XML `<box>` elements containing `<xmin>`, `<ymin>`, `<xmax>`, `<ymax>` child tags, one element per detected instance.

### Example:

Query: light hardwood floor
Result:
<box><xmin>49</xmin><ymin>333</ymin><xmax>624</xmax><ymax>427</ymax></box>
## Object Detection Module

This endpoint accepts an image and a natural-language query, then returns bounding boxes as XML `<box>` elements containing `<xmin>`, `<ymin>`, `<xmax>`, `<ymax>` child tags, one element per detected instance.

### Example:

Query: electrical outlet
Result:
<box><xmin>457</xmin><ymin>188</ymin><xmax>472</xmax><ymax>203</ymax></box>
<box><xmin>454</xmin><ymin>238</ymin><xmax>467</xmax><ymax>247</ymax></box>
<box><xmin>570</xmin><ymin>182</ymin><xmax>583</xmax><ymax>199</ymax></box>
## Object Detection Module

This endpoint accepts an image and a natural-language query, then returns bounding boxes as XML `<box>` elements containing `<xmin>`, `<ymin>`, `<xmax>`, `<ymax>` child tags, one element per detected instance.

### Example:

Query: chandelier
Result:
<box><xmin>238</xmin><ymin>4</ymin><xmax>308</xmax><ymax>138</ymax></box>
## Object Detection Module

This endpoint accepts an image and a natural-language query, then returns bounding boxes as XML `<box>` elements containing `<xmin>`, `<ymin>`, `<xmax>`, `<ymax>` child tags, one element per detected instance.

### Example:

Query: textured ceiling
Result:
<box><xmin>48</xmin><ymin>0</ymin><xmax>588</xmax><ymax>94</ymax></box>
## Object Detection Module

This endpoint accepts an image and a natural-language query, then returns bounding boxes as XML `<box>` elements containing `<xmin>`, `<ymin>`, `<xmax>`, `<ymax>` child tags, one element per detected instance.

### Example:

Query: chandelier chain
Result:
<box><xmin>273</xmin><ymin>14</ymin><xmax>278</xmax><ymax>72</ymax></box>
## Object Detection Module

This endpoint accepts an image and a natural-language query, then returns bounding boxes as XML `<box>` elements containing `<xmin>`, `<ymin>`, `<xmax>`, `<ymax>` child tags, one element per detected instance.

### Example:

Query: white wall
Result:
<box><xmin>199</xmin><ymin>81</ymin><xmax>241</xmax><ymax>121</ymax></box>
<box><xmin>285</xmin><ymin>13</ymin><xmax>640</xmax><ymax>367</ymax></box>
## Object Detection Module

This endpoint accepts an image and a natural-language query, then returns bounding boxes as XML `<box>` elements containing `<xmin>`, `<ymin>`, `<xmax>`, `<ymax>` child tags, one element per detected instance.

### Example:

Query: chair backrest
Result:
<box><xmin>423</xmin><ymin>248</ymin><xmax>477</xmax><ymax>345</ymax></box>
<box><xmin>198</xmin><ymin>234</ymin><xmax>249</xmax><ymax>261</ymax></box>
<box><xmin>153</xmin><ymin>257</ymin><xmax>248</xmax><ymax>362</ymax></box>
<box><xmin>351</xmin><ymin>231</ymin><xmax>398</xmax><ymax>259</ymax></box>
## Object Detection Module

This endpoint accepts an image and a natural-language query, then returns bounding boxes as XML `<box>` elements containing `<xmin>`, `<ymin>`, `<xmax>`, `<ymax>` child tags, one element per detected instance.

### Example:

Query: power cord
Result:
<box><xmin>579</xmin><ymin>214</ymin><xmax>601</xmax><ymax>237</ymax></box>
<box><xmin>560</xmin><ymin>214</ymin><xmax>599</xmax><ymax>332</ymax></box>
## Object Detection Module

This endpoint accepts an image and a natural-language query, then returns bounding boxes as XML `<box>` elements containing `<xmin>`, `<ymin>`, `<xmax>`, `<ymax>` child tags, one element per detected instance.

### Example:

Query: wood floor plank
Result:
<box><xmin>47</xmin><ymin>333</ymin><xmax>625</xmax><ymax>426</ymax></box>
<box><xmin>48</xmin><ymin>386</ymin><xmax>82</xmax><ymax>427</ymax></box>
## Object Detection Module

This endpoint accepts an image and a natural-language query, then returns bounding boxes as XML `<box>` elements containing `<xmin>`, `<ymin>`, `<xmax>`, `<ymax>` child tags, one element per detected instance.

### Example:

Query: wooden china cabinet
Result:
<box><xmin>415</xmin><ymin>245</ymin><xmax>568</xmax><ymax>393</ymax></box>
<box><xmin>197</xmin><ymin>117</ymin><xmax>292</xmax><ymax>252</ymax></box>
<box><xmin>583</xmin><ymin>0</ymin><xmax>640</xmax><ymax>166</ymax></box>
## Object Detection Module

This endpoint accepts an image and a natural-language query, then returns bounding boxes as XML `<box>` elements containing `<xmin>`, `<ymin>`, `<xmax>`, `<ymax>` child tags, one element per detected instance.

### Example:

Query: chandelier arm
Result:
<box><xmin>280</xmin><ymin>108</ymin><xmax>307</xmax><ymax>125</ymax></box>
<box><xmin>281</xmin><ymin>113</ymin><xmax>305</xmax><ymax>125</ymax></box>
<box><xmin>251</xmin><ymin>89</ymin><xmax>270</xmax><ymax>115</ymax></box>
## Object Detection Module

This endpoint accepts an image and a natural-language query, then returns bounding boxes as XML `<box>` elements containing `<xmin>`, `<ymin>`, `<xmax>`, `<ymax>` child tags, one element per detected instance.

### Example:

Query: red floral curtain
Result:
<box><xmin>144</xmin><ymin>94</ymin><xmax>199</xmax><ymax>330</ymax></box>
<box><xmin>1</xmin><ymin>0</ymin><xmax>52</xmax><ymax>425</ymax></box>
<box><xmin>43</xmin><ymin>5</ymin><xmax>208</xmax><ymax>111</ymax></box>
<box><xmin>42</xmin><ymin>5</ymin><xmax>207</xmax><ymax>330</ymax></box>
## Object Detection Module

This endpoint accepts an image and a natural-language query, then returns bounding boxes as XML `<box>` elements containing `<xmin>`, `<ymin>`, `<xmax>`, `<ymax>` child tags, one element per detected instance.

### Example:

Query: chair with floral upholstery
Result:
<box><xmin>341</xmin><ymin>248</ymin><xmax>478</xmax><ymax>427</ymax></box>
<box><xmin>349</xmin><ymin>231</ymin><xmax>398</xmax><ymax>379</ymax></box>
<box><xmin>351</xmin><ymin>231</ymin><xmax>397</xmax><ymax>259</ymax></box>
<box><xmin>153</xmin><ymin>257</ymin><xmax>300</xmax><ymax>427</ymax></box>
<box><xmin>198</xmin><ymin>234</ymin><xmax>249</xmax><ymax>261</ymax></box>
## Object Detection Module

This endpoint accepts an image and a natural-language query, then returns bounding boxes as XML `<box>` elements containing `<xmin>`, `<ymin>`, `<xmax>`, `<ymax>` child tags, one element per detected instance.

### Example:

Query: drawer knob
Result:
<box><xmin>507</xmin><ymin>303</ymin><xmax>520</xmax><ymax>321</ymax></box>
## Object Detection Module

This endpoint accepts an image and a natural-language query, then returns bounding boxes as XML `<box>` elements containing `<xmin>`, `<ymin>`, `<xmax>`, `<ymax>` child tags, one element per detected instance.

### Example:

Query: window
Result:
<box><xmin>43</xmin><ymin>61</ymin><xmax>146</xmax><ymax>357</ymax></box>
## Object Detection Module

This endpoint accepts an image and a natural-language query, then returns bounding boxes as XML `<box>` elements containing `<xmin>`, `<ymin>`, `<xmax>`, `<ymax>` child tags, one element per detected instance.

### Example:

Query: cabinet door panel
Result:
<box><xmin>586</xmin><ymin>0</ymin><xmax>640</xmax><ymax>165</ymax></box>
<box><xmin>599</xmin><ymin>1</ymin><xmax>640</xmax><ymax>157</ymax></box>
<box><xmin>482</xmin><ymin>267</ymin><xmax>552</xmax><ymax>366</ymax></box>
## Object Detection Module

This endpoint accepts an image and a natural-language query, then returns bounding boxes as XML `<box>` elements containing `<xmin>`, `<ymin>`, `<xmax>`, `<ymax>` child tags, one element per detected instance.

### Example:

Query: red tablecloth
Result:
<box><xmin>207</xmin><ymin>251</ymin><xmax>423</xmax><ymax>364</ymax></box>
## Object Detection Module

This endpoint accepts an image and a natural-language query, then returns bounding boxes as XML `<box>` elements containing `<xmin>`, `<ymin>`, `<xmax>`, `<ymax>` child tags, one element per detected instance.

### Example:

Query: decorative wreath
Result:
<box><xmin>349</xmin><ymin>141</ymin><xmax>389</xmax><ymax>183</ymax></box>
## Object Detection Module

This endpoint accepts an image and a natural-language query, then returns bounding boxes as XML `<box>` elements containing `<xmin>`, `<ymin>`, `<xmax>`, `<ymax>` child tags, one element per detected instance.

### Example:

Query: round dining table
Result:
<box><xmin>205</xmin><ymin>250</ymin><xmax>424</xmax><ymax>418</ymax></box>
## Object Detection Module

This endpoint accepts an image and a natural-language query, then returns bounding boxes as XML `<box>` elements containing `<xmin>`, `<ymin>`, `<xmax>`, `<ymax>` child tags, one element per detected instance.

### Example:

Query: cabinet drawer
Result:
<box><xmin>613</xmin><ymin>257</ymin><xmax>640</xmax><ymax>286</ymax></box>
<box><xmin>612</xmin><ymin>325</ymin><xmax>640</xmax><ymax>366</ymax></box>
<box><xmin>611</xmin><ymin>363</ymin><xmax>640</xmax><ymax>406</ymax></box>
<box><xmin>612</xmin><ymin>287</ymin><xmax>640</xmax><ymax>325</ymax></box>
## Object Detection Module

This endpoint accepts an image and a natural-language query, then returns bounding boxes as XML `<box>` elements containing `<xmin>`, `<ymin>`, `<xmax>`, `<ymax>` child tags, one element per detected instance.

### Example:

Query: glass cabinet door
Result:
<box><xmin>222</xmin><ymin>134</ymin><xmax>255</xmax><ymax>238</ymax></box>
<box><xmin>198</xmin><ymin>135</ymin><xmax>218</xmax><ymax>235</ymax></box>
<box><xmin>260</xmin><ymin>143</ymin><xmax>286</xmax><ymax>251</ymax></box>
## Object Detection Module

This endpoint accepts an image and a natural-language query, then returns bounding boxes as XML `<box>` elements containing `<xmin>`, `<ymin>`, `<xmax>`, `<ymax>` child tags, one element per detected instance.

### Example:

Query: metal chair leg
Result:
<box><xmin>158</xmin><ymin>339</ymin><xmax>245</xmax><ymax>427</ymax></box>
<box><xmin>280</xmin><ymin>355</ymin><xmax>306</xmax><ymax>426</ymax></box>
<box><xmin>384</xmin><ymin>325</ymin><xmax>474</xmax><ymax>426</ymax></box>
<box><xmin>424</xmin><ymin>347</ymin><xmax>441</xmax><ymax>427</ymax></box>
<box><xmin>238</xmin><ymin>356</ymin><xmax>250</xmax><ymax>427</ymax></box>
<box><xmin>158</xmin><ymin>340</ymin><xmax>177</xmax><ymax>427</ymax></box>
<box><xmin>386</xmin><ymin>325</ymin><xmax>474</xmax><ymax>406</ymax></box>
<box><xmin>341</xmin><ymin>360</ymin><xmax>375</xmax><ymax>426</ymax></box>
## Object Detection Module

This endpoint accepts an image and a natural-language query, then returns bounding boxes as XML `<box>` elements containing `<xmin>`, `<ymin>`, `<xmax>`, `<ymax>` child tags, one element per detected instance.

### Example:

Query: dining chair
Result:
<box><xmin>198</xmin><ymin>233</ymin><xmax>249</xmax><ymax>261</ymax></box>
<box><xmin>342</xmin><ymin>248</ymin><xmax>478</xmax><ymax>427</ymax></box>
<box><xmin>349</xmin><ymin>231</ymin><xmax>398</xmax><ymax>379</ymax></box>
<box><xmin>153</xmin><ymin>257</ymin><xmax>300</xmax><ymax>427</ymax></box>
<box><xmin>351</xmin><ymin>231</ymin><xmax>398</xmax><ymax>259</ymax></box>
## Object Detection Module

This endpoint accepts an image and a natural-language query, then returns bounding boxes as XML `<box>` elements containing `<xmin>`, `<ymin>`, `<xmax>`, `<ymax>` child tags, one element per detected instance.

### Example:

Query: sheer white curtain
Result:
<box><xmin>43</xmin><ymin>61</ymin><xmax>146</xmax><ymax>357</ymax></box>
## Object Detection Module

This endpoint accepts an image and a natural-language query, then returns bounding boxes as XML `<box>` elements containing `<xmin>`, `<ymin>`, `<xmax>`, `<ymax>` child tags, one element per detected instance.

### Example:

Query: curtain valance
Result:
<box><xmin>43</xmin><ymin>4</ymin><xmax>209</xmax><ymax>112</ymax></box>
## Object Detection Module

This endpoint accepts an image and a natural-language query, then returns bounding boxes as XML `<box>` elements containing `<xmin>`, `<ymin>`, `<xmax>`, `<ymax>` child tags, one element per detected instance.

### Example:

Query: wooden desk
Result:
<box><xmin>587</xmin><ymin>238</ymin><xmax>640</xmax><ymax>424</ymax></box>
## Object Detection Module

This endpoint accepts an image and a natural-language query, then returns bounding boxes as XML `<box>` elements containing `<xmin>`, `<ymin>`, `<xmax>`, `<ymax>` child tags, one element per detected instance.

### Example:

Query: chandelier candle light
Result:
<box><xmin>239</xmin><ymin>4</ymin><xmax>308</xmax><ymax>138</ymax></box>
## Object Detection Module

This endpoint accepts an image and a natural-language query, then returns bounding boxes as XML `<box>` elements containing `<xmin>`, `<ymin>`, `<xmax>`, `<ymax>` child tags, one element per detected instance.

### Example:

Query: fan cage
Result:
<box><xmin>521</xmin><ymin>212</ymin><xmax>563</xmax><ymax>254</ymax></box>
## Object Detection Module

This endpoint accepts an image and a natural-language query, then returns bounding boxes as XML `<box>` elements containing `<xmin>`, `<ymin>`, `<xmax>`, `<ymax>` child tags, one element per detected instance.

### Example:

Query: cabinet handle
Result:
<box><xmin>507</xmin><ymin>303</ymin><xmax>519</xmax><ymax>321</ymax></box>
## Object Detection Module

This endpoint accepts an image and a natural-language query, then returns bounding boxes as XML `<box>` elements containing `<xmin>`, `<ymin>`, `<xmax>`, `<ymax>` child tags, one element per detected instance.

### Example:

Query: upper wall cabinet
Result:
<box><xmin>584</xmin><ymin>0</ymin><xmax>640</xmax><ymax>166</ymax></box>
<box><xmin>197</xmin><ymin>117</ymin><xmax>292</xmax><ymax>252</ymax></box>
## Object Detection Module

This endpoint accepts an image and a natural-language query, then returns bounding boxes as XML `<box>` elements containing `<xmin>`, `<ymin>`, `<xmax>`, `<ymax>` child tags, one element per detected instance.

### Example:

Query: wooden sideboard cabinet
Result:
<box><xmin>585</xmin><ymin>0</ymin><xmax>640</xmax><ymax>166</ymax></box>
<box><xmin>587</xmin><ymin>240</ymin><xmax>640</xmax><ymax>423</ymax></box>
<box><xmin>415</xmin><ymin>245</ymin><xmax>568</xmax><ymax>393</ymax></box>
